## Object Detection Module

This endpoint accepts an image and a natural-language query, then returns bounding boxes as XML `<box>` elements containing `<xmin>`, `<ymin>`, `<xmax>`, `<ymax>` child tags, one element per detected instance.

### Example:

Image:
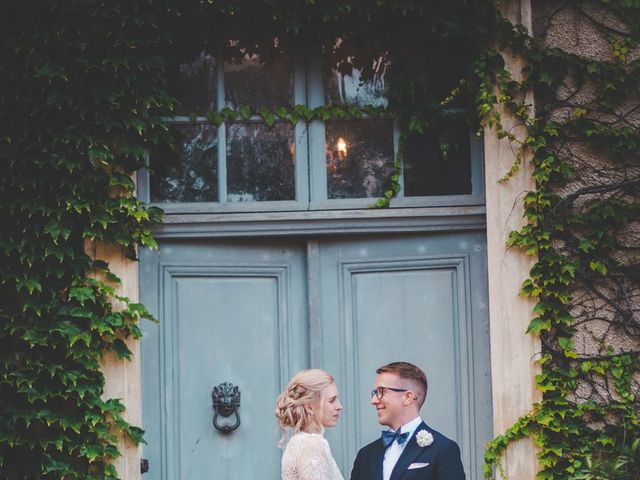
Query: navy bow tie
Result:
<box><xmin>381</xmin><ymin>429</ymin><xmax>410</xmax><ymax>448</ymax></box>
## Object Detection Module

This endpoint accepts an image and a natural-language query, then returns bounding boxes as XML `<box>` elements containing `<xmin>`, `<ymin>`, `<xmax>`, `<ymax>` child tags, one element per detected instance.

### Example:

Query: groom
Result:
<box><xmin>350</xmin><ymin>362</ymin><xmax>465</xmax><ymax>480</ymax></box>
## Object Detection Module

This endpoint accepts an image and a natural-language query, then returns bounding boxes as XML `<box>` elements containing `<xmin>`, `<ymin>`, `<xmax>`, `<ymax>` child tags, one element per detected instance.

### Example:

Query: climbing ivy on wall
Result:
<box><xmin>1</xmin><ymin>0</ymin><xmax>638</xmax><ymax>479</ymax></box>
<box><xmin>0</xmin><ymin>1</ymin><xmax>171</xmax><ymax>477</ymax></box>
<box><xmin>479</xmin><ymin>1</ymin><xmax>640</xmax><ymax>479</ymax></box>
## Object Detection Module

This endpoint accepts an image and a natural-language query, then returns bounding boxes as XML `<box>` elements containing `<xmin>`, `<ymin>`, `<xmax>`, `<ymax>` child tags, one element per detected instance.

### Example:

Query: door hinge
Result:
<box><xmin>141</xmin><ymin>458</ymin><xmax>149</xmax><ymax>474</ymax></box>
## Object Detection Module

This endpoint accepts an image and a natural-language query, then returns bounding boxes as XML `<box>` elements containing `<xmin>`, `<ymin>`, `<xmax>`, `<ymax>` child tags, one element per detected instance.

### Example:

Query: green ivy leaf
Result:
<box><xmin>16</xmin><ymin>277</ymin><xmax>42</xmax><ymax>294</ymax></box>
<box><xmin>239</xmin><ymin>104</ymin><xmax>253</xmax><ymax>120</ymax></box>
<box><xmin>527</xmin><ymin>316</ymin><xmax>552</xmax><ymax>334</ymax></box>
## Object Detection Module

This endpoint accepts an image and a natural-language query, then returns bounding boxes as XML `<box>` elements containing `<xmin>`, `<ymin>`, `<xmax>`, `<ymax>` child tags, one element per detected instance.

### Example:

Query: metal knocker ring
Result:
<box><xmin>212</xmin><ymin>382</ymin><xmax>241</xmax><ymax>433</ymax></box>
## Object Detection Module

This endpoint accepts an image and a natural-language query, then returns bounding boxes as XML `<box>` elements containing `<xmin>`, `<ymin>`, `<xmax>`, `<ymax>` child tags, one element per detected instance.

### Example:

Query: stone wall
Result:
<box><xmin>532</xmin><ymin>0</ymin><xmax>640</xmax><ymax>409</ymax></box>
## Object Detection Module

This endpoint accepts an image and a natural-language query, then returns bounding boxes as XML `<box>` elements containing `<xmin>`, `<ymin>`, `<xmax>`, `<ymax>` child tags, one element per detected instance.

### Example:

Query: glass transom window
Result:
<box><xmin>145</xmin><ymin>36</ymin><xmax>483</xmax><ymax>213</ymax></box>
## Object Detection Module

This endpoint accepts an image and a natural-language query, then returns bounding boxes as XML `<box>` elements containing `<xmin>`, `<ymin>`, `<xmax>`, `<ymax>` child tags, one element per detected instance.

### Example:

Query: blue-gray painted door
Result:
<box><xmin>140</xmin><ymin>232</ymin><xmax>491</xmax><ymax>479</ymax></box>
<box><xmin>140</xmin><ymin>240</ymin><xmax>309</xmax><ymax>480</ymax></box>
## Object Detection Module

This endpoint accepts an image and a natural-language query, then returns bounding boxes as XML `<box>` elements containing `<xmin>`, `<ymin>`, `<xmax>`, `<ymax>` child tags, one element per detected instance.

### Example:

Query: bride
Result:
<box><xmin>275</xmin><ymin>369</ymin><xmax>345</xmax><ymax>480</ymax></box>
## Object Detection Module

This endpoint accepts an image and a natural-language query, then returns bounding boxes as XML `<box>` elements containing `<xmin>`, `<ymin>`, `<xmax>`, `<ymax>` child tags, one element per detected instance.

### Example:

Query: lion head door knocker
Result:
<box><xmin>212</xmin><ymin>382</ymin><xmax>241</xmax><ymax>433</ymax></box>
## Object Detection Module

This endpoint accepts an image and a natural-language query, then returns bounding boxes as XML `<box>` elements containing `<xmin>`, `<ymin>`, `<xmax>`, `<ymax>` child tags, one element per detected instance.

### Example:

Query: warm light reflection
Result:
<box><xmin>336</xmin><ymin>137</ymin><xmax>348</xmax><ymax>159</ymax></box>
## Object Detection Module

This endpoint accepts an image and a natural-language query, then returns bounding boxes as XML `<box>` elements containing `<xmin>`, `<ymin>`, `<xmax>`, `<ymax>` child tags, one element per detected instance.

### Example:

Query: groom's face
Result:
<box><xmin>371</xmin><ymin>372</ymin><xmax>408</xmax><ymax>430</ymax></box>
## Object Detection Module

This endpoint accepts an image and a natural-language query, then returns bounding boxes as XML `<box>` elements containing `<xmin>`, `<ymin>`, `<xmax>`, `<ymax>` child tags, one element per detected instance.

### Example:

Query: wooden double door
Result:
<box><xmin>140</xmin><ymin>231</ymin><xmax>492</xmax><ymax>479</ymax></box>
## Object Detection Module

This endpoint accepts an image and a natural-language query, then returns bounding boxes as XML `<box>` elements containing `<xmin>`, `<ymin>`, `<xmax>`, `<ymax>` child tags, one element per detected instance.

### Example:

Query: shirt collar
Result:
<box><xmin>399</xmin><ymin>416</ymin><xmax>423</xmax><ymax>436</ymax></box>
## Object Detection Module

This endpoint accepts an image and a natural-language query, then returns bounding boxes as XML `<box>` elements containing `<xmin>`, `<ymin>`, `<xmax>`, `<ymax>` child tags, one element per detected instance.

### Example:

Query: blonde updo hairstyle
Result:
<box><xmin>275</xmin><ymin>369</ymin><xmax>334</xmax><ymax>445</ymax></box>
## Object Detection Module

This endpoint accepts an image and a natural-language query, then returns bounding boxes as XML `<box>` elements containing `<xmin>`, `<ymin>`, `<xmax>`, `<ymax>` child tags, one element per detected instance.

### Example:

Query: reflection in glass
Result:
<box><xmin>226</xmin><ymin>123</ymin><xmax>295</xmax><ymax>202</ymax></box>
<box><xmin>150</xmin><ymin>125</ymin><xmax>218</xmax><ymax>202</ymax></box>
<box><xmin>392</xmin><ymin>36</ymin><xmax>471</xmax><ymax>109</ymax></box>
<box><xmin>326</xmin><ymin>120</ymin><xmax>394</xmax><ymax>199</ymax></box>
<box><xmin>324</xmin><ymin>38</ymin><xmax>390</xmax><ymax>108</ymax></box>
<box><xmin>224</xmin><ymin>38</ymin><xmax>294</xmax><ymax>109</ymax></box>
<box><xmin>168</xmin><ymin>39</ymin><xmax>217</xmax><ymax>115</ymax></box>
<box><xmin>403</xmin><ymin>128</ymin><xmax>472</xmax><ymax>196</ymax></box>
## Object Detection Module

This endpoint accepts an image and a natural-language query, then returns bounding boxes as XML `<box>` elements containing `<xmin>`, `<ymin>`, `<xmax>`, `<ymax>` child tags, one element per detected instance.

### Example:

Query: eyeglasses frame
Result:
<box><xmin>371</xmin><ymin>386</ymin><xmax>417</xmax><ymax>401</ymax></box>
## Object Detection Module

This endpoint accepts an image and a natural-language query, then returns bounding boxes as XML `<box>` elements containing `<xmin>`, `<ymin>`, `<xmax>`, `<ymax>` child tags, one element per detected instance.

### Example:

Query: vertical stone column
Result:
<box><xmin>91</xmin><ymin>241</ymin><xmax>142</xmax><ymax>480</ymax></box>
<box><xmin>484</xmin><ymin>0</ymin><xmax>541</xmax><ymax>478</ymax></box>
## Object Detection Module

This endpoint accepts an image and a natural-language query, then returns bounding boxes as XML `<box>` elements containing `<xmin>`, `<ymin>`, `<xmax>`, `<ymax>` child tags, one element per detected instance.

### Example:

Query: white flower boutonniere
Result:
<box><xmin>416</xmin><ymin>429</ymin><xmax>434</xmax><ymax>448</ymax></box>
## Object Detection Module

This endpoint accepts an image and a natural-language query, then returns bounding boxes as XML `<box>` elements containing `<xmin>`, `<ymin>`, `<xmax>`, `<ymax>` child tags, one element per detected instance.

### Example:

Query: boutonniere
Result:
<box><xmin>416</xmin><ymin>429</ymin><xmax>434</xmax><ymax>447</ymax></box>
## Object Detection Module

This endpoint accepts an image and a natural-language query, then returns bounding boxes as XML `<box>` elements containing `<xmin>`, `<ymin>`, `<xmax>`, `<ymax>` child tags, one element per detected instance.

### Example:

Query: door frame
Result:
<box><xmin>101</xmin><ymin>1</ymin><xmax>541</xmax><ymax>474</ymax></box>
<box><xmin>139</xmin><ymin>230</ymin><xmax>490</xmax><ymax>480</ymax></box>
<box><xmin>102</xmin><ymin>173</ymin><xmax>539</xmax><ymax>480</ymax></box>
<box><xmin>101</xmin><ymin>155</ymin><xmax>539</xmax><ymax>480</ymax></box>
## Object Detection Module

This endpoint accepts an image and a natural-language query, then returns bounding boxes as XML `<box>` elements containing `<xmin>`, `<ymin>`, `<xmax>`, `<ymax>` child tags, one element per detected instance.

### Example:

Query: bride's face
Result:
<box><xmin>318</xmin><ymin>383</ymin><xmax>342</xmax><ymax>428</ymax></box>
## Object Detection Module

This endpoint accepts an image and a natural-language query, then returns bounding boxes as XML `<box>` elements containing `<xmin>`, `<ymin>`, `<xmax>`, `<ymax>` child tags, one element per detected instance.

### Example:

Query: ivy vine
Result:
<box><xmin>480</xmin><ymin>1</ymin><xmax>640</xmax><ymax>479</ymax></box>
<box><xmin>183</xmin><ymin>102</ymin><xmax>404</xmax><ymax>206</ymax></box>
<box><xmin>0</xmin><ymin>1</ymin><xmax>172</xmax><ymax>478</ymax></box>
<box><xmin>1</xmin><ymin>0</ymin><xmax>639</xmax><ymax>479</ymax></box>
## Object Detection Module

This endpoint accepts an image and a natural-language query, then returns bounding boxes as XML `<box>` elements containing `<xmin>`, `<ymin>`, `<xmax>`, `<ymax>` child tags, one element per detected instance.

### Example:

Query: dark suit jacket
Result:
<box><xmin>350</xmin><ymin>422</ymin><xmax>465</xmax><ymax>480</ymax></box>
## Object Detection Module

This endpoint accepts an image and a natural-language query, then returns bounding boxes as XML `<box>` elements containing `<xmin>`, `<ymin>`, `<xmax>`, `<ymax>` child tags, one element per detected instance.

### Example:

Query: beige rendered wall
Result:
<box><xmin>483</xmin><ymin>0</ymin><xmax>541</xmax><ymax>478</ymax></box>
<box><xmin>91</xmin><ymin>241</ymin><xmax>142</xmax><ymax>480</ymax></box>
<box><xmin>98</xmin><ymin>1</ymin><xmax>541</xmax><ymax>478</ymax></box>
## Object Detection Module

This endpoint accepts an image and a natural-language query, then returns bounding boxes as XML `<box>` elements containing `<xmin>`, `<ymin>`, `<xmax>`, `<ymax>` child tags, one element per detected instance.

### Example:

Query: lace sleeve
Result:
<box><xmin>295</xmin><ymin>436</ymin><xmax>344</xmax><ymax>480</ymax></box>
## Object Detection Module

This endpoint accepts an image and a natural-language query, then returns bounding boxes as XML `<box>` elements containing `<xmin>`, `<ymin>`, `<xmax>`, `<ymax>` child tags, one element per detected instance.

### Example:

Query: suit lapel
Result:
<box><xmin>371</xmin><ymin>438</ymin><xmax>386</xmax><ymax>480</ymax></box>
<box><xmin>389</xmin><ymin>422</ymin><xmax>429</xmax><ymax>480</ymax></box>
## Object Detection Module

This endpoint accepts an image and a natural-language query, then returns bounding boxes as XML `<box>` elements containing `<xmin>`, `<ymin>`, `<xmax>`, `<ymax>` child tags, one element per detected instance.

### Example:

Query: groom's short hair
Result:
<box><xmin>377</xmin><ymin>362</ymin><xmax>428</xmax><ymax>408</ymax></box>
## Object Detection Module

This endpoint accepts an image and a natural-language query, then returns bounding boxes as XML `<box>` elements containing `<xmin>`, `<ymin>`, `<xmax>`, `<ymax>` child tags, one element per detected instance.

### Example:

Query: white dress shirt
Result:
<box><xmin>382</xmin><ymin>416</ymin><xmax>423</xmax><ymax>480</ymax></box>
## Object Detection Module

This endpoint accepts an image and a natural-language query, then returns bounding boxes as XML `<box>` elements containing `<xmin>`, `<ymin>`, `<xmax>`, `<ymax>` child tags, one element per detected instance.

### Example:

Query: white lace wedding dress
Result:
<box><xmin>281</xmin><ymin>431</ymin><xmax>344</xmax><ymax>480</ymax></box>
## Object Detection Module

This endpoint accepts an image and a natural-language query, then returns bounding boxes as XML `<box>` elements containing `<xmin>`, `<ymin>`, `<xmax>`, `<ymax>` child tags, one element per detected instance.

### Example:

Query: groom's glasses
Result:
<box><xmin>371</xmin><ymin>386</ymin><xmax>411</xmax><ymax>400</ymax></box>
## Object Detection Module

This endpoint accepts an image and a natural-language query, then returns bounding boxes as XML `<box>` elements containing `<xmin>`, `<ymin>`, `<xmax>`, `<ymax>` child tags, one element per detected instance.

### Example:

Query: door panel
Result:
<box><xmin>140</xmin><ymin>241</ymin><xmax>308</xmax><ymax>480</ymax></box>
<box><xmin>174</xmin><ymin>275</ymin><xmax>281</xmax><ymax>479</ymax></box>
<box><xmin>318</xmin><ymin>233</ymin><xmax>491</xmax><ymax>480</ymax></box>
<box><xmin>140</xmin><ymin>233</ymin><xmax>491</xmax><ymax>479</ymax></box>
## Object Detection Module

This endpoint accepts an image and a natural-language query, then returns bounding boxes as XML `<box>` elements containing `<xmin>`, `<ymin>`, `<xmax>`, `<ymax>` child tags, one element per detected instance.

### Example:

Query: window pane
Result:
<box><xmin>324</xmin><ymin>38</ymin><xmax>390</xmax><ymax>108</ymax></box>
<box><xmin>224</xmin><ymin>38</ymin><xmax>294</xmax><ymax>109</ymax></box>
<box><xmin>393</xmin><ymin>36</ymin><xmax>471</xmax><ymax>109</ymax></box>
<box><xmin>226</xmin><ymin>123</ymin><xmax>295</xmax><ymax>202</ymax></box>
<box><xmin>326</xmin><ymin>119</ymin><xmax>394</xmax><ymax>199</ymax></box>
<box><xmin>168</xmin><ymin>39</ymin><xmax>217</xmax><ymax>115</ymax></box>
<box><xmin>403</xmin><ymin>128</ymin><xmax>472</xmax><ymax>196</ymax></box>
<box><xmin>150</xmin><ymin>125</ymin><xmax>218</xmax><ymax>203</ymax></box>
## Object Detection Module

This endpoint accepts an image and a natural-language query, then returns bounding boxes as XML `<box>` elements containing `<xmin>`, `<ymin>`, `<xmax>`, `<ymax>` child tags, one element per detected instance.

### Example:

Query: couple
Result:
<box><xmin>275</xmin><ymin>361</ymin><xmax>465</xmax><ymax>480</ymax></box>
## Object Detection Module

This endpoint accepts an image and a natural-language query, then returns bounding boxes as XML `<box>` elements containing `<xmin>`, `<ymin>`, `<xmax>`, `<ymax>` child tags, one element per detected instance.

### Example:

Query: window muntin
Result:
<box><xmin>148</xmin><ymin>36</ymin><xmax>481</xmax><ymax>212</ymax></box>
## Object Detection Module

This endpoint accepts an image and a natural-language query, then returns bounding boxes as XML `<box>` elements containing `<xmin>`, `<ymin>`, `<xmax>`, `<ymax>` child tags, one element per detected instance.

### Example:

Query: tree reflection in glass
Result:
<box><xmin>150</xmin><ymin>125</ymin><xmax>218</xmax><ymax>202</ymax></box>
<box><xmin>403</xmin><ymin>127</ymin><xmax>471</xmax><ymax>196</ymax></box>
<box><xmin>168</xmin><ymin>39</ymin><xmax>217</xmax><ymax>116</ymax></box>
<box><xmin>226</xmin><ymin>123</ymin><xmax>295</xmax><ymax>202</ymax></box>
<box><xmin>326</xmin><ymin>119</ymin><xmax>394</xmax><ymax>199</ymax></box>
<box><xmin>224</xmin><ymin>37</ymin><xmax>294</xmax><ymax>109</ymax></box>
<box><xmin>324</xmin><ymin>38</ymin><xmax>390</xmax><ymax>108</ymax></box>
